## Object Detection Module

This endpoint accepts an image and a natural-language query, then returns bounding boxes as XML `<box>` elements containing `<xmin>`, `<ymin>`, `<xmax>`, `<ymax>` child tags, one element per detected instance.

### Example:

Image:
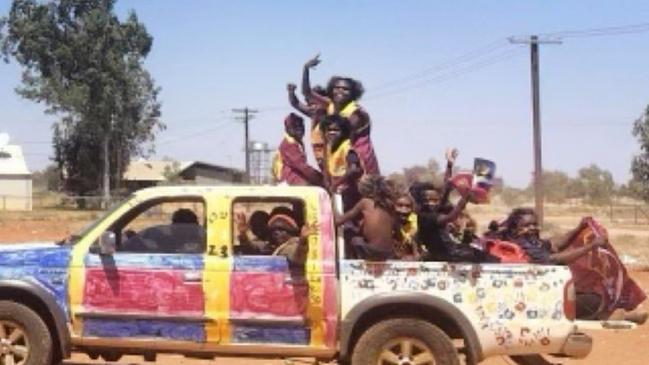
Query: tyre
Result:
<box><xmin>351</xmin><ymin>318</ymin><xmax>460</xmax><ymax>365</ymax></box>
<box><xmin>0</xmin><ymin>300</ymin><xmax>53</xmax><ymax>365</ymax></box>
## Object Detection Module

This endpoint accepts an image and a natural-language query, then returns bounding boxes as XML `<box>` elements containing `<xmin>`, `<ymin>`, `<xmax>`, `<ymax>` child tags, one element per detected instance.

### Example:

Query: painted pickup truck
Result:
<box><xmin>0</xmin><ymin>185</ymin><xmax>597</xmax><ymax>365</ymax></box>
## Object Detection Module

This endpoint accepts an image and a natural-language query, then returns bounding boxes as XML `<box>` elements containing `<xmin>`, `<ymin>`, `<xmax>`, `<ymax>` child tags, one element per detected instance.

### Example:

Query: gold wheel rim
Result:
<box><xmin>0</xmin><ymin>320</ymin><xmax>30</xmax><ymax>365</ymax></box>
<box><xmin>378</xmin><ymin>337</ymin><xmax>436</xmax><ymax>365</ymax></box>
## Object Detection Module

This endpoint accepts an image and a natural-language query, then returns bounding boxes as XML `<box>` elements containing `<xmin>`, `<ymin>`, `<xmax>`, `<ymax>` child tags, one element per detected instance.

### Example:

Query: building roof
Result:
<box><xmin>123</xmin><ymin>160</ymin><xmax>242</xmax><ymax>182</ymax></box>
<box><xmin>0</xmin><ymin>145</ymin><xmax>31</xmax><ymax>176</ymax></box>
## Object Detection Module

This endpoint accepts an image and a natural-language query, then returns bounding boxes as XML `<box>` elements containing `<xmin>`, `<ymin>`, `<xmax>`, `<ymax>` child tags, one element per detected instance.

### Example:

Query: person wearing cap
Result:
<box><xmin>235</xmin><ymin>211</ymin><xmax>315</xmax><ymax>268</ymax></box>
<box><xmin>271</xmin><ymin>113</ymin><xmax>323</xmax><ymax>186</ymax></box>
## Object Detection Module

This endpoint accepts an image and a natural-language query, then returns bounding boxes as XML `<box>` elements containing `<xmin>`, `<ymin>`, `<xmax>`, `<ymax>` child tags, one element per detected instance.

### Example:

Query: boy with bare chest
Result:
<box><xmin>335</xmin><ymin>175</ymin><xmax>396</xmax><ymax>260</ymax></box>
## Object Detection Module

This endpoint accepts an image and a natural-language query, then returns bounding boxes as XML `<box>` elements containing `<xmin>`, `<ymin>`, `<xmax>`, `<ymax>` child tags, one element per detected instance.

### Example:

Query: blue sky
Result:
<box><xmin>2</xmin><ymin>0</ymin><xmax>649</xmax><ymax>187</ymax></box>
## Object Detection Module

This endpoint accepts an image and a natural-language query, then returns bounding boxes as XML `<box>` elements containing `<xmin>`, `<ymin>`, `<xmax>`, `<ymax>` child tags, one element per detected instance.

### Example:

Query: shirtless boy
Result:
<box><xmin>335</xmin><ymin>175</ymin><xmax>396</xmax><ymax>260</ymax></box>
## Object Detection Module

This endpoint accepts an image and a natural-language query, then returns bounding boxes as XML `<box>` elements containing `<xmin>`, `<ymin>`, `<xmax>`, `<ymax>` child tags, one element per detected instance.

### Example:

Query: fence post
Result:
<box><xmin>635</xmin><ymin>205</ymin><xmax>639</xmax><ymax>225</ymax></box>
<box><xmin>609</xmin><ymin>202</ymin><xmax>613</xmax><ymax>223</ymax></box>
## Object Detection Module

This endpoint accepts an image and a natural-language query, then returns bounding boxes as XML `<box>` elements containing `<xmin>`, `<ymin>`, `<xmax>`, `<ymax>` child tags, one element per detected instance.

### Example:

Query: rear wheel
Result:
<box><xmin>0</xmin><ymin>301</ymin><xmax>52</xmax><ymax>365</ymax></box>
<box><xmin>351</xmin><ymin>318</ymin><xmax>460</xmax><ymax>365</ymax></box>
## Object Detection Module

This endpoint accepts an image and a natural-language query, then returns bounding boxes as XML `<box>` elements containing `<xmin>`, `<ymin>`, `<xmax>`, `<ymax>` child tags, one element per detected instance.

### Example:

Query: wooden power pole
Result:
<box><xmin>509</xmin><ymin>35</ymin><xmax>561</xmax><ymax>225</ymax></box>
<box><xmin>232</xmin><ymin>107</ymin><xmax>258</xmax><ymax>183</ymax></box>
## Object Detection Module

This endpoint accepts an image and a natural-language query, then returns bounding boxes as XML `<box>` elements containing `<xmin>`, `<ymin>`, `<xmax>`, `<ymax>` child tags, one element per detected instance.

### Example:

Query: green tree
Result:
<box><xmin>32</xmin><ymin>164</ymin><xmax>62</xmax><ymax>192</ymax></box>
<box><xmin>529</xmin><ymin>170</ymin><xmax>572</xmax><ymax>203</ymax></box>
<box><xmin>631</xmin><ymin>106</ymin><xmax>649</xmax><ymax>202</ymax></box>
<box><xmin>576</xmin><ymin>164</ymin><xmax>615</xmax><ymax>205</ymax></box>
<box><xmin>1</xmin><ymin>0</ymin><xmax>163</xmax><ymax>200</ymax></box>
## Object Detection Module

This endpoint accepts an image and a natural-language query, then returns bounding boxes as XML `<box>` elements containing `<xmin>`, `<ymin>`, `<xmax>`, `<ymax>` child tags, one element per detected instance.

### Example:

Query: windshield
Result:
<box><xmin>57</xmin><ymin>195</ymin><xmax>135</xmax><ymax>245</ymax></box>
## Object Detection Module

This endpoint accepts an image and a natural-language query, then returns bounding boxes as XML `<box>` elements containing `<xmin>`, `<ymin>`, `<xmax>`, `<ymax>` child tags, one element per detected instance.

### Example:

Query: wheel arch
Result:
<box><xmin>340</xmin><ymin>292</ymin><xmax>483</xmax><ymax>364</ymax></box>
<box><xmin>0</xmin><ymin>280</ymin><xmax>70</xmax><ymax>360</ymax></box>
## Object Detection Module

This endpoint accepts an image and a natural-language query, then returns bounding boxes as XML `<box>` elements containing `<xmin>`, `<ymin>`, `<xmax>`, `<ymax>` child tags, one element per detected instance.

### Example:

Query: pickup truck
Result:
<box><xmin>0</xmin><ymin>185</ymin><xmax>607</xmax><ymax>365</ymax></box>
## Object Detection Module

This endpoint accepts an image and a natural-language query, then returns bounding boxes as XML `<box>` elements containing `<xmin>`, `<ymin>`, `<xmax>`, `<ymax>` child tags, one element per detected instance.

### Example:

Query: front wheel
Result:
<box><xmin>351</xmin><ymin>318</ymin><xmax>460</xmax><ymax>365</ymax></box>
<box><xmin>0</xmin><ymin>301</ymin><xmax>52</xmax><ymax>365</ymax></box>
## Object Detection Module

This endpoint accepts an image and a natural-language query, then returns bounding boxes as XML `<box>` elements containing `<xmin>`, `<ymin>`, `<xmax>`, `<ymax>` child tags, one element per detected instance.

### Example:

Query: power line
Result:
<box><xmin>539</xmin><ymin>21</ymin><xmax>649</xmax><ymax>39</ymax></box>
<box><xmin>156</xmin><ymin>119</ymin><xmax>235</xmax><ymax>146</ymax></box>
<box><xmin>367</xmin><ymin>46</ymin><xmax>526</xmax><ymax>101</ymax></box>
<box><xmin>369</xmin><ymin>39</ymin><xmax>510</xmax><ymax>93</ymax></box>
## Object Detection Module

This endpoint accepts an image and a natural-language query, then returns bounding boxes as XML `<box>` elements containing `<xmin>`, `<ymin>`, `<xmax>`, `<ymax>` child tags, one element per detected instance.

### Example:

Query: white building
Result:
<box><xmin>0</xmin><ymin>144</ymin><xmax>33</xmax><ymax>211</ymax></box>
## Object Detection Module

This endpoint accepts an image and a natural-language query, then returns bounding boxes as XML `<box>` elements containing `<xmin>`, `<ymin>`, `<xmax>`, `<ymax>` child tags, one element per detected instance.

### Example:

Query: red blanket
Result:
<box><xmin>568</xmin><ymin>218</ymin><xmax>646</xmax><ymax>314</ymax></box>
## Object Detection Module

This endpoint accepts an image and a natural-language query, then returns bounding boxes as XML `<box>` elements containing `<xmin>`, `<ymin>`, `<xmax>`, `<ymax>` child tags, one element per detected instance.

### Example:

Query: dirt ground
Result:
<box><xmin>1</xmin><ymin>208</ymin><xmax>648</xmax><ymax>365</ymax></box>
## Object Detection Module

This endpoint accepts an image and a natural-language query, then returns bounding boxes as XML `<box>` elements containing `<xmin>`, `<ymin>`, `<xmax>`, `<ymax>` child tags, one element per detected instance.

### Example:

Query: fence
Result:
<box><xmin>0</xmin><ymin>194</ymin><xmax>127</xmax><ymax>211</ymax></box>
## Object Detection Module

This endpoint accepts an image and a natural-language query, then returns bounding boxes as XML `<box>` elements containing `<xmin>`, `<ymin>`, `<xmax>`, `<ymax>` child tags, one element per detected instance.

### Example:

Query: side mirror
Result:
<box><xmin>97</xmin><ymin>231</ymin><xmax>116</xmax><ymax>255</ymax></box>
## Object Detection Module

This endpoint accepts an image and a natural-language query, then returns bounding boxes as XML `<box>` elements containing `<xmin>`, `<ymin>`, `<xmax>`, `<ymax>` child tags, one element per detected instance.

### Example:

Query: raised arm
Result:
<box><xmin>301</xmin><ymin>54</ymin><xmax>330</xmax><ymax>106</ymax></box>
<box><xmin>436</xmin><ymin>194</ymin><xmax>470</xmax><ymax>226</ymax></box>
<box><xmin>444</xmin><ymin>148</ymin><xmax>459</xmax><ymax>183</ymax></box>
<box><xmin>287</xmin><ymin>83</ymin><xmax>310</xmax><ymax>116</ymax></box>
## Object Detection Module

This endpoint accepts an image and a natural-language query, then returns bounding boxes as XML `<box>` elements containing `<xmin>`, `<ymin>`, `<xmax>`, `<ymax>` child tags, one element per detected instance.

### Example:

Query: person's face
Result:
<box><xmin>287</xmin><ymin>123</ymin><xmax>305</xmax><ymax>140</ymax></box>
<box><xmin>332</xmin><ymin>79</ymin><xmax>353</xmax><ymax>105</ymax></box>
<box><xmin>395</xmin><ymin>197</ymin><xmax>413</xmax><ymax>223</ymax></box>
<box><xmin>270</xmin><ymin>226</ymin><xmax>292</xmax><ymax>245</ymax></box>
<box><xmin>422</xmin><ymin>190</ymin><xmax>440</xmax><ymax>208</ymax></box>
<box><xmin>516</xmin><ymin>214</ymin><xmax>539</xmax><ymax>238</ymax></box>
<box><xmin>326</xmin><ymin>123</ymin><xmax>342</xmax><ymax>144</ymax></box>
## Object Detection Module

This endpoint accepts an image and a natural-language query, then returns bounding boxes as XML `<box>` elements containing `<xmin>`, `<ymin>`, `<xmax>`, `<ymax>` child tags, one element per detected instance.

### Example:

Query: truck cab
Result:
<box><xmin>0</xmin><ymin>185</ymin><xmax>605</xmax><ymax>365</ymax></box>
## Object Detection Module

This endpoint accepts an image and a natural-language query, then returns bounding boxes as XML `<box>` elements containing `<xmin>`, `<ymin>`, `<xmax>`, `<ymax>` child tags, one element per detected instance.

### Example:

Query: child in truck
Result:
<box><xmin>335</xmin><ymin>175</ymin><xmax>397</xmax><ymax>261</ymax></box>
<box><xmin>408</xmin><ymin>148</ymin><xmax>482</xmax><ymax>262</ymax></box>
<box><xmin>394</xmin><ymin>193</ymin><xmax>421</xmax><ymax>260</ymax></box>
<box><xmin>322</xmin><ymin>114</ymin><xmax>364</xmax><ymax>211</ymax></box>
<box><xmin>272</xmin><ymin>113</ymin><xmax>323</xmax><ymax>186</ymax></box>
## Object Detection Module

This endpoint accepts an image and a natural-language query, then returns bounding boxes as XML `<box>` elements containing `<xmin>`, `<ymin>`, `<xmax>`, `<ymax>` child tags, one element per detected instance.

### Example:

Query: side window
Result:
<box><xmin>231</xmin><ymin>198</ymin><xmax>306</xmax><ymax>262</ymax></box>
<box><xmin>116</xmin><ymin>199</ymin><xmax>206</xmax><ymax>254</ymax></box>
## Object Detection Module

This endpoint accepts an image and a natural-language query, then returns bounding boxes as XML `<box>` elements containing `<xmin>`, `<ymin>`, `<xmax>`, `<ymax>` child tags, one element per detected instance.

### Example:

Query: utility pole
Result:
<box><xmin>509</xmin><ymin>35</ymin><xmax>561</xmax><ymax>226</ymax></box>
<box><xmin>232</xmin><ymin>107</ymin><xmax>258</xmax><ymax>182</ymax></box>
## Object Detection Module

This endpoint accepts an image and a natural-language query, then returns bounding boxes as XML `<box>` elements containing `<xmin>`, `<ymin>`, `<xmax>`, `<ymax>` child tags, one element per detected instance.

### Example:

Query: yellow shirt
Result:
<box><xmin>326</xmin><ymin>139</ymin><xmax>352</xmax><ymax>178</ymax></box>
<box><xmin>327</xmin><ymin>101</ymin><xmax>359</xmax><ymax>118</ymax></box>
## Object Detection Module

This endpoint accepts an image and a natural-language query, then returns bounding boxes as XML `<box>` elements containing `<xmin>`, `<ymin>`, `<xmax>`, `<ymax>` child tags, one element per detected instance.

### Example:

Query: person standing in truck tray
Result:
<box><xmin>272</xmin><ymin>113</ymin><xmax>323</xmax><ymax>186</ymax></box>
<box><xmin>301</xmin><ymin>54</ymin><xmax>380</xmax><ymax>175</ymax></box>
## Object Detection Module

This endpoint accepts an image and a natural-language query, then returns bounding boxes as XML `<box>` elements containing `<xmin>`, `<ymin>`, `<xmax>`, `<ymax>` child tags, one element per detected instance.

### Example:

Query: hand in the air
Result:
<box><xmin>305</xmin><ymin>53</ymin><xmax>321</xmax><ymax>69</ymax></box>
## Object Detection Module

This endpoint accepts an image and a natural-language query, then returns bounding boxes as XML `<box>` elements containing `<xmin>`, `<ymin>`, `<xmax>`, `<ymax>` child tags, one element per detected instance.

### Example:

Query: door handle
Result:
<box><xmin>183</xmin><ymin>271</ymin><xmax>202</xmax><ymax>282</ymax></box>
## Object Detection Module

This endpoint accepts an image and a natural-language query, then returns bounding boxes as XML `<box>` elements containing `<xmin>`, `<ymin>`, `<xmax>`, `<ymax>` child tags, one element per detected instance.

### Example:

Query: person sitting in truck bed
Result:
<box><xmin>501</xmin><ymin>208</ymin><xmax>607</xmax><ymax>265</ymax></box>
<box><xmin>272</xmin><ymin>113</ymin><xmax>323</xmax><ymax>186</ymax></box>
<box><xmin>500</xmin><ymin>208</ymin><xmax>648</xmax><ymax>324</ymax></box>
<box><xmin>235</xmin><ymin>211</ymin><xmax>314</xmax><ymax>268</ymax></box>
<box><xmin>335</xmin><ymin>175</ymin><xmax>397</xmax><ymax>261</ymax></box>
<box><xmin>394</xmin><ymin>193</ymin><xmax>421</xmax><ymax>260</ymax></box>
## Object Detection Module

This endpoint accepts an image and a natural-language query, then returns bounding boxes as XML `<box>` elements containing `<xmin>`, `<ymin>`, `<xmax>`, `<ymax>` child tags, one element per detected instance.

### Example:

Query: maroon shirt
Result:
<box><xmin>278</xmin><ymin>136</ymin><xmax>323</xmax><ymax>186</ymax></box>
